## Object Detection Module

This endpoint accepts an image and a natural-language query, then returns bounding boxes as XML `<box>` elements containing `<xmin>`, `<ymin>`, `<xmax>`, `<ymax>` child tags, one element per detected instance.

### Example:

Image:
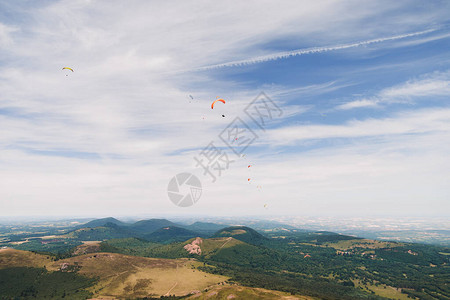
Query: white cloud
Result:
<box><xmin>265</xmin><ymin>108</ymin><xmax>450</xmax><ymax>145</ymax></box>
<box><xmin>335</xmin><ymin>99</ymin><xmax>379</xmax><ymax>110</ymax></box>
<box><xmin>0</xmin><ymin>22</ymin><xmax>18</xmax><ymax>48</ymax></box>
<box><xmin>335</xmin><ymin>71</ymin><xmax>450</xmax><ymax>110</ymax></box>
<box><xmin>381</xmin><ymin>72</ymin><xmax>450</xmax><ymax>99</ymax></box>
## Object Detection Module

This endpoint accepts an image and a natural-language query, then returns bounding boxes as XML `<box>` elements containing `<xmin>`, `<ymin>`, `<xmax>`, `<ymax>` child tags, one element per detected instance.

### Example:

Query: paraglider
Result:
<box><xmin>248</xmin><ymin>165</ymin><xmax>251</xmax><ymax>168</ymax></box>
<box><xmin>264</xmin><ymin>204</ymin><xmax>268</xmax><ymax>208</ymax></box>
<box><xmin>62</xmin><ymin>67</ymin><xmax>74</xmax><ymax>76</ymax></box>
<box><xmin>189</xmin><ymin>95</ymin><xmax>194</xmax><ymax>100</ymax></box>
<box><xmin>248</xmin><ymin>178</ymin><xmax>251</xmax><ymax>181</ymax></box>
<box><xmin>211</xmin><ymin>98</ymin><xmax>225</xmax><ymax>109</ymax></box>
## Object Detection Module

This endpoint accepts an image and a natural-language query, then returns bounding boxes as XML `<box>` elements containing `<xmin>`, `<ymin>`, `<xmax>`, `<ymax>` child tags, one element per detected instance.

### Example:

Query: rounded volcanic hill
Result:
<box><xmin>212</xmin><ymin>226</ymin><xmax>268</xmax><ymax>245</ymax></box>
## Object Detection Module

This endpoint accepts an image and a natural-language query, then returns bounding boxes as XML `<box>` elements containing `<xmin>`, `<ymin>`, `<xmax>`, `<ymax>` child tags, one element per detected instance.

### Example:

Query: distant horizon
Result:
<box><xmin>1</xmin><ymin>213</ymin><xmax>449</xmax><ymax>219</ymax></box>
<box><xmin>1</xmin><ymin>214</ymin><xmax>448</xmax><ymax>247</ymax></box>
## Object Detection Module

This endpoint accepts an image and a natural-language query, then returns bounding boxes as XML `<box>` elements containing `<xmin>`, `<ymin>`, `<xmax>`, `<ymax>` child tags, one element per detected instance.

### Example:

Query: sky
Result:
<box><xmin>0</xmin><ymin>0</ymin><xmax>449</xmax><ymax>218</ymax></box>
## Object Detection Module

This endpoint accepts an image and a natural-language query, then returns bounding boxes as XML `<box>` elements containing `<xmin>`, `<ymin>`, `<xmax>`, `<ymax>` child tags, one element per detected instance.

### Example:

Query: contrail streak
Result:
<box><xmin>199</xmin><ymin>28</ymin><xmax>437</xmax><ymax>70</ymax></box>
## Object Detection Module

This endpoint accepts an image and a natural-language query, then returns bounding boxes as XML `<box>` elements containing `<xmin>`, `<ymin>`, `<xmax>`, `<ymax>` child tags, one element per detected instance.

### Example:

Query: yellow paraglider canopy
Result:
<box><xmin>62</xmin><ymin>67</ymin><xmax>74</xmax><ymax>72</ymax></box>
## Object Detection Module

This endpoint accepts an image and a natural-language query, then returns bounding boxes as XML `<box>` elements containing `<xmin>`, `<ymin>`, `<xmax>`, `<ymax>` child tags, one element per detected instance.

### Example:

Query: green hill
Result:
<box><xmin>76</xmin><ymin>217</ymin><xmax>125</xmax><ymax>229</ymax></box>
<box><xmin>213</xmin><ymin>226</ymin><xmax>268</xmax><ymax>245</ymax></box>
<box><xmin>99</xmin><ymin>238</ymin><xmax>160</xmax><ymax>256</ymax></box>
<box><xmin>67</xmin><ymin>223</ymin><xmax>136</xmax><ymax>241</ymax></box>
<box><xmin>184</xmin><ymin>221</ymin><xmax>227</xmax><ymax>234</ymax></box>
<box><xmin>129</xmin><ymin>219</ymin><xmax>179</xmax><ymax>234</ymax></box>
<box><xmin>142</xmin><ymin>226</ymin><xmax>200</xmax><ymax>243</ymax></box>
<box><xmin>0</xmin><ymin>267</ymin><xmax>95</xmax><ymax>299</ymax></box>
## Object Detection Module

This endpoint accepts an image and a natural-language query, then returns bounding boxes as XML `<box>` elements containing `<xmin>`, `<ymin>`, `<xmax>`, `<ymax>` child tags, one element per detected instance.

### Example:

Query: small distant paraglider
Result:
<box><xmin>248</xmin><ymin>165</ymin><xmax>251</xmax><ymax>168</ymax></box>
<box><xmin>211</xmin><ymin>98</ymin><xmax>225</xmax><ymax>109</ymax></box>
<box><xmin>62</xmin><ymin>67</ymin><xmax>74</xmax><ymax>76</ymax></box>
<box><xmin>248</xmin><ymin>178</ymin><xmax>251</xmax><ymax>182</ymax></box>
<box><xmin>211</xmin><ymin>98</ymin><xmax>226</xmax><ymax>117</ymax></box>
<box><xmin>189</xmin><ymin>95</ymin><xmax>194</xmax><ymax>100</ymax></box>
<box><xmin>264</xmin><ymin>204</ymin><xmax>268</xmax><ymax>208</ymax></box>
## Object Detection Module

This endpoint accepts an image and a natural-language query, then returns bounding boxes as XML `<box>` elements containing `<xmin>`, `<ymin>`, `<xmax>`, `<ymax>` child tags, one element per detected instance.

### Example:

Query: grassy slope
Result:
<box><xmin>186</xmin><ymin>284</ymin><xmax>317</xmax><ymax>299</ymax></box>
<box><xmin>0</xmin><ymin>248</ymin><xmax>54</xmax><ymax>269</ymax></box>
<box><xmin>193</xmin><ymin>237</ymin><xmax>244</xmax><ymax>256</ymax></box>
<box><xmin>324</xmin><ymin>239</ymin><xmax>404</xmax><ymax>250</ymax></box>
<box><xmin>0</xmin><ymin>249</ymin><xmax>95</xmax><ymax>299</ymax></box>
<box><xmin>50</xmin><ymin>252</ymin><xmax>228</xmax><ymax>298</ymax></box>
<box><xmin>72</xmin><ymin>241</ymin><xmax>102</xmax><ymax>255</ymax></box>
<box><xmin>352</xmin><ymin>279</ymin><xmax>410</xmax><ymax>300</ymax></box>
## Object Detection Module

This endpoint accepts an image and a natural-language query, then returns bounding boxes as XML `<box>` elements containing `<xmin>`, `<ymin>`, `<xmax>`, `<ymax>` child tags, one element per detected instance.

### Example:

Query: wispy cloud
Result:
<box><xmin>335</xmin><ymin>99</ymin><xmax>380</xmax><ymax>110</ymax></box>
<box><xmin>0</xmin><ymin>22</ymin><xmax>18</xmax><ymax>48</ymax></box>
<box><xmin>265</xmin><ymin>107</ymin><xmax>450</xmax><ymax>145</ymax></box>
<box><xmin>199</xmin><ymin>28</ymin><xmax>437</xmax><ymax>70</ymax></box>
<box><xmin>381</xmin><ymin>72</ymin><xmax>450</xmax><ymax>99</ymax></box>
<box><xmin>336</xmin><ymin>71</ymin><xmax>450</xmax><ymax>110</ymax></box>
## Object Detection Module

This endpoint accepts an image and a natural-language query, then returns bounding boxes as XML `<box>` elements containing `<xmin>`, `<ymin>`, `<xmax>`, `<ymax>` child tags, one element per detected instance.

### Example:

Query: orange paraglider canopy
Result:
<box><xmin>211</xmin><ymin>98</ymin><xmax>225</xmax><ymax>109</ymax></box>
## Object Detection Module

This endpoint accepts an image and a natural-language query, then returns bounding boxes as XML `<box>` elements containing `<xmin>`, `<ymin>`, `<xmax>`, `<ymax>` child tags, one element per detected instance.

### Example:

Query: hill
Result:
<box><xmin>0</xmin><ymin>267</ymin><xmax>94</xmax><ymax>299</ymax></box>
<box><xmin>0</xmin><ymin>249</ymin><xmax>95</xmax><ymax>298</ymax></box>
<box><xmin>76</xmin><ymin>217</ymin><xmax>125</xmax><ymax>229</ymax></box>
<box><xmin>0</xmin><ymin>248</ymin><xmax>53</xmax><ymax>269</ymax></box>
<box><xmin>144</xmin><ymin>236</ymin><xmax>269</xmax><ymax>267</ymax></box>
<box><xmin>66</xmin><ymin>223</ymin><xmax>136</xmax><ymax>241</ymax></box>
<box><xmin>129</xmin><ymin>218</ymin><xmax>179</xmax><ymax>234</ymax></box>
<box><xmin>99</xmin><ymin>237</ymin><xmax>161</xmax><ymax>256</ymax></box>
<box><xmin>185</xmin><ymin>284</ymin><xmax>316</xmax><ymax>299</ymax></box>
<box><xmin>74</xmin><ymin>217</ymin><xmax>184</xmax><ymax>236</ymax></box>
<box><xmin>213</xmin><ymin>226</ymin><xmax>268</xmax><ymax>245</ymax></box>
<box><xmin>184</xmin><ymin>222</ymin><xmax>227</xmax><ymax>234</ymax></box>
<box><xmin>51</xmin><ymin>252</ymin><xmax>228</xmax><ymax>298</ymax></box>
<box><xmin>0</xmin><ymin>248</ymin><xmax>229</xmax><ymax>298</ymax></box>
<box><xmin>183</xmin><ymin>237</ymin><xmax>245</xmax><ymax>257</ymax></box>
<box><xmin>100</xmin><ymin>236</ymin><xmax>244</xmax><ymax>259</ymax></box>
<box><xmin>72</xmin><ymin>241</ymin><xmax>102</xmax><ymax>256</ymax></box>
<box><xmin>142</xmin><ymin>226</ymin><xmax>200</xmax><ymax>243</ymax></box>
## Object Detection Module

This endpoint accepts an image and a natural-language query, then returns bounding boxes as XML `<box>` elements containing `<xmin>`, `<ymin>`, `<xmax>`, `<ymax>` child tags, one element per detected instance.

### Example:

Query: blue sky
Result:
<box><xmin>0</xmin><ymin>0</ymin><xmax>449</xmax><ymax>217</ymax></box>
